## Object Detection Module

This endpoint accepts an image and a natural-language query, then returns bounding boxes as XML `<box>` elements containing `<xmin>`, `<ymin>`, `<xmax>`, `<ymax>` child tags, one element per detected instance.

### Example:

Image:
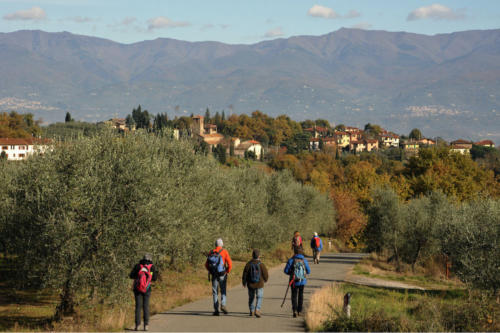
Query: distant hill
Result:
<box><xmin>0</xmin><ymin>28</ymin><xmax>499</xmax><ymax>141</ymax></box>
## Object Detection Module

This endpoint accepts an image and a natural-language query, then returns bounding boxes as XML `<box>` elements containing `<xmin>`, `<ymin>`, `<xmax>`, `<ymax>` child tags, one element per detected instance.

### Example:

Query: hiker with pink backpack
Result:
<box><xmin>130</xmin><ymin>253</ymin><xmax>158</xmax><ymax>331</ymax></box>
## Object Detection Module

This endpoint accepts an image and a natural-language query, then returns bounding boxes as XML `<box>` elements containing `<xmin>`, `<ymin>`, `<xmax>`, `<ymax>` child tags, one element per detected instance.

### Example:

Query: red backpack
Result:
<box><xmin>134</xmin><ymin>264</ymin><xmax>153</xmax><ymax>293</ymax></box>
<box><xmin>315</xmin><ymin>237</ymin><xmax>320</xmax><ymax>249</ymax></box>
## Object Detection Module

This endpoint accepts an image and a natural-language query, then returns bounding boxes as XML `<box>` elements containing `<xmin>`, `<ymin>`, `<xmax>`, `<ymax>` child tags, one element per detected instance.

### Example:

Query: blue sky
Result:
<box><xmin>1</xmin><ymin>0</ymin><xmax>499</xmax><ymax>44</ymax></box>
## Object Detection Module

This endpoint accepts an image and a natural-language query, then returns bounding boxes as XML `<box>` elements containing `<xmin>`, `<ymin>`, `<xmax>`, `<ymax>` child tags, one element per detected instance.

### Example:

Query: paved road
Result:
<box><xmin>148</xmin><ymin>253</ymin><xmax>367</xmax><ymax>332</ymax></box>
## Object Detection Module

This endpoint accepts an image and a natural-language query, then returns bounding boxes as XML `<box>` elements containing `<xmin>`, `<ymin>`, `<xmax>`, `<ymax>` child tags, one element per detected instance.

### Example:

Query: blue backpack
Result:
<box><xmin>293</xmin><ymin>258</ymin><xmax>306</xmax><ymax>282</ymax></box>
<box><xmin>249</xmin><ymin>261</ymin><xmax>261</xmax><ymax>283</ymax></box>
<box><xmin>207</xmin><ymin>249</ymin><xmax>225</xmax><ymax>277</ymax></box>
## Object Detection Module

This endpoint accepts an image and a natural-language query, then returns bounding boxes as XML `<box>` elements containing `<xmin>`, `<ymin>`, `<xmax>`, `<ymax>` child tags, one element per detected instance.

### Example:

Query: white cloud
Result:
<box><xmin>264</xmin><ymin>27</ymin><xmax>284</xmax><ymax>38</ymax></box>
<box><xmin>345</xmin><ymin>10</ymin><xmax>361</xmax><ymax>19</ymax></box>
<box><xmin>3</xmin><ymin>6</ymin><xmax>46</xmax><ymax>21</ymax></box>
<box><xmin>147</xmin><ymin>16</ymin><xmax>190</xmax><ymax>31</ymax></box>
<box><xmin>350</xmin><ymin>22</ymin><xmax>372</xmax><ymax>30</ymax></box>
<box><xmin>407</xmin><ymin>3</ymin><xmax>465</xmax><ymax>21</ymax></box>
<box><xmin>308</xmin><ymin>5</ymin><xmax>339</xmax><ymax>19</ymax></box>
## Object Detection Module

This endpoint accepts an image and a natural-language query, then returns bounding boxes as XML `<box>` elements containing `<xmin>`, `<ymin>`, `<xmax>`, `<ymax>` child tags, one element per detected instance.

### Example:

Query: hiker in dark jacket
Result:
<box><xmin>284</xmin><ymin>247</ymin><xmax>311</xmax><ymax>318</ymax></box>
<box><xmin>242</xmin><ymin>249</ymin><xmax>269</xmax><ymax>318</ymax></box>
<box><xmin>130</xmin><ymin>253</ymin><xmax>158</xmax><ymax>331</ymax></box>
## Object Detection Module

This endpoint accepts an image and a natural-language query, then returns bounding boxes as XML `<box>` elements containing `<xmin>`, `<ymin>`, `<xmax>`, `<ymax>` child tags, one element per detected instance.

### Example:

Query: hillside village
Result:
<box><xmin>0</xmin><ymin>111</ymin><xmax>496</xmax><ymax>161</ymax></box>
<box><xmin>104</xmin><ymin>113</ymin><xmax>495</xmax><ymax>160</ymax></box>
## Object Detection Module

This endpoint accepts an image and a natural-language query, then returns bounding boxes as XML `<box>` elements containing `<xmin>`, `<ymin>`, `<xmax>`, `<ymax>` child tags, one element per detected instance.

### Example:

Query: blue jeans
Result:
<box><xmin>211</xmin><ymin>274</ymin><xmax>227</xmax><ymax>312</ymax></box>
<box><xmin>248</xmin><ymin>287</ymin><xmax>263</xmax><ymax>312</ymax></box>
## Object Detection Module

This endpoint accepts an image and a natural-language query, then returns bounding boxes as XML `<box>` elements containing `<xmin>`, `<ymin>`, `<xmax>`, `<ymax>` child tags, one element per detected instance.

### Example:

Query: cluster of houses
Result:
<box><xmin>191</xmin><ymin>115</ymin><xmax>263</xmax><ymax>159</ymax></box>
<box><xmin>1</xmin><ymin>117</ymin><xmax>495</xmax><ymax>161</ymax></box>
<box><xmin>306</xmin><ymin>125</ymin><xmax>495</xmax><ymax>155</ymax></box>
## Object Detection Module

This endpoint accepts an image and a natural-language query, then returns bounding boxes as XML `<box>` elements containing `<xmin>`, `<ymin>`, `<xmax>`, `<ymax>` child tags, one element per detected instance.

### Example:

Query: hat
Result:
<box><xmin>252</xmin><ymin>249</ymin><xmax>260</xmax><ymax>259</ymax></box>
<box><xmin>143</xmin><ymin>253</ymin><xmax>152</xmax><ymax>261</ymax></box>
<box><xmin>215</xmin><ymin>238</ymin><xmax>223</xmax><ymax>247</ymax></box>
<box><xmin>314</xmin><ymin>232</ymin><xmax>318</xmax><ymax>236</ymax></box>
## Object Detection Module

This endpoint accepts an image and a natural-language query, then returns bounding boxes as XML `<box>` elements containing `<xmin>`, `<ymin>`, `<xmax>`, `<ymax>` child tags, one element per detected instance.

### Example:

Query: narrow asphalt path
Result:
<box><xmin>148</xmin><ymin>253</ymin><xmax>367</xmax><ymax>332</ymax></box>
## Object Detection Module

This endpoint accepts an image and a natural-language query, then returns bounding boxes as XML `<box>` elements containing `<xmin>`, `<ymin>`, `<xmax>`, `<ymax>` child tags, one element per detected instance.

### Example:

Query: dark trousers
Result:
<box><xmin>134</xmin><ymin>290</ymin><xmax>151</xmax><ymax>326</ymax></box>
<box><xmin>291</xmin><ymin>285</ymin><xmax>304</xmax><ymax>313</ymax></box>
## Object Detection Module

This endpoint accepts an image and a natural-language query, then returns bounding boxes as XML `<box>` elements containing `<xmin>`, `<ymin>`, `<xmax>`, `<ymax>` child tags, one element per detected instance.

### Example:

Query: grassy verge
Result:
<box><xmin>352</xmin><ymin>253</ymin><xmax>464</xmax><ymax>290</ymax></box>
<box><xmin>0</xmin><ymin>242</ymin><xmax>303</xmax><ymax>331</ymax></box>
<box><xmin>310</xmin><ymin>283</ymin><xmax>499</xmax><ymax>332</ymax></box>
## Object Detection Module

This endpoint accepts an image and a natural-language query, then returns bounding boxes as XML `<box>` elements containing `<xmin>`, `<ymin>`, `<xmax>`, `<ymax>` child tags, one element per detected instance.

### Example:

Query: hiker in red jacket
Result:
<box><xmin>130</xmin><ymin>253</ymin><xmax>158</xmax><ymax>331</ymax></box>
<box><xmin>205</xmin><ymin>238</ymin><xmax>233</xmax><ymax>316</ymax></box>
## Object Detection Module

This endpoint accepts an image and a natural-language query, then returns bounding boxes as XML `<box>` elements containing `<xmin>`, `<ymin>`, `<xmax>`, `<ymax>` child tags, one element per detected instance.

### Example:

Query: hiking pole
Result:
<box><xmin>280</xmin><ymin>275</ymin><xmax>295</xmax><ymax>308</ymax></box>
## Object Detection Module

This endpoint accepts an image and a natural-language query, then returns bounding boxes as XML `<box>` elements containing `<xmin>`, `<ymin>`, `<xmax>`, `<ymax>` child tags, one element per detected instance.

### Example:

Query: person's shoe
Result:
<box><xmin>255</xmin><ymin>310</ymin><xmax>261</xmax><ymax>318</ymax></box>
<box><xmin>144</xmin><ymin>324</ymin><xmax>149</xmax><ymax>331</ymax></box>
<box><xmin>249</xmin><ymin>311</ymin><xmax>254</xmax><ymax>316</ymax></box>
<box><xmin>297</xmin><ymin>312</ymin><xmax>302</xmax><ymax>317</ymax></box>
<box><xmin>221</xmin><ymin>305</ymin><xmax>228</xmax><ymax>314</ymax></box>
<box><xmin>293</xmin><ymin>312</ymin><xmax>297</xmax><ymax>318</ymax></box>
<box><xmin>213</xmin><ymin>311</ymin><xmax>220</xmax><ymax>316</ymax></box>
<box><xmin>134</xmin><ymin>325</ymin><xmax>139</xmax><ymax>331</ymax></box>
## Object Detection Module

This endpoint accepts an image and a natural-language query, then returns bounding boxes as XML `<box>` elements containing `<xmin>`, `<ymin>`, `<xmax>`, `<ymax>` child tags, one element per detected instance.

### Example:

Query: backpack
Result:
<box><xmin>293</xmin><ymin>236</ymin><xmax>302</xmax><ymax>248</ymax></box>
<box><xmin>207</xmin><ymin>249</ymin><xmax>225</xmax><ymax>276</ymax></box>
<box><xmin>134</xmin><ymin>264</ymin><xmax>153</xmax><ymax>293</ymax></box>
<box><xmin>315</xmin><ymin>237</ymin><xmax>320</xmax><ymax>249</ymax></box>
<box><xmin>248</xmin><ymin>261</ymin><xmax>261</xmax><ymax>283</ymax></box>
<box><xmin>293</xmin><ymin>258</ymin><xmax>306</xmax><ymax>283</ymax></box>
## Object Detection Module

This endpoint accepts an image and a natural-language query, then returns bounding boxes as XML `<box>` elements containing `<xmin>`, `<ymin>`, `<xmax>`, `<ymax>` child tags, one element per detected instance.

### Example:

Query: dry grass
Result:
<box><xmin>353</xmin><ymin>253</ymin><xmax>464</xmax><ymax>290</ymax></box>
<box><xmin>305</xmin><ymin>283</ymin><xmax>344</xmax><ymax>332</ymax></box>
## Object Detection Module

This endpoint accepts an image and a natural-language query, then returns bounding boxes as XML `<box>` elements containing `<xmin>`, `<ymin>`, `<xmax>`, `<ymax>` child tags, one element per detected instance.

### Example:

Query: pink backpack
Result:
<box><xmin>134</xmin><ymin>264</ymin><xmax>153</xmax><ymax>293</ymax></box>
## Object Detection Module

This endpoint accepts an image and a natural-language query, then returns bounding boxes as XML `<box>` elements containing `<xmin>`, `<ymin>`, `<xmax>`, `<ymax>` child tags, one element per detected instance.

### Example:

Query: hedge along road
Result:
<box><xmin>147</xmin><ymin>253</ymin><xmax>367</xmax><ymax>332</ymax></box>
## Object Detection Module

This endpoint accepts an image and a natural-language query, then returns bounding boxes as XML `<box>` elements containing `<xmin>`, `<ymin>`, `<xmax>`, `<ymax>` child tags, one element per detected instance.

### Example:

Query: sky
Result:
<box><xmin>0</xmin><ymin>0</ymin><xmax>499</xmax><ymax>44</ymax></box>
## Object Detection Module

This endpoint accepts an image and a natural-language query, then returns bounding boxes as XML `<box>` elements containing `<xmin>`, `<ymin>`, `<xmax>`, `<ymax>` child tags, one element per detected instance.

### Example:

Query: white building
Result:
<box><xmin>380</xmin><ymin>133</ymin><xmax>400</xmax><ymax>148</ymax></box>
<box><xmin>0</xmin><ymin>138</ymin><xmax>51</xmax><ymax>161</ymax></box>
<box><xmin>234</xmin><ymin>140</ymin><xmax>263</xmax><ymax>159</ymax></box>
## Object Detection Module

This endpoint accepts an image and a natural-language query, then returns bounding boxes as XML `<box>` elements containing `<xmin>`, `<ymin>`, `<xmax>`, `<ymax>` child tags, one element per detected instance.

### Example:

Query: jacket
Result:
<box><xmin>310</xmin><ymin>236</ymin><xmax>323</xmax><ymax>252</ymax></box>
<box><xmin>242</xmin><ymin>259</ymin><xmax>269</xmax><ymax>289</ymax></box>
<box><xmin>205</xmin><ymin>246</ymin><xmax>233</xmax><ymax>274</ymax></box>
<box><xmin>284</xmin><ymin>254</ymin><xmax>311</xmax><ymax>286</ymax></box>
<box><xmin>129</xmin><ymin>259</ymin><xmax>158</xmax><ymax>292</ymax></box>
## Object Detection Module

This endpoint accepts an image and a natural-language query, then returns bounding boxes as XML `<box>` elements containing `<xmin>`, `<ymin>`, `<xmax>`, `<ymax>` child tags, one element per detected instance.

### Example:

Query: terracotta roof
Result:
<box><xmin>335</xmin><ymin>131</ymin><xmax>349</xmax><ymax>136</ymax></box>
<box><xmin>451</xmin><ymin>139</ymin><xmax>471</xmax><ymax>145</ymax></box>
<box><xmin>381</xmin><ymin>133</ymin><xmax>399</xmax><ymax>138</ymax></box>
<box><xmin>0</xmin><ymin>138</ymin><xmax>51</xmax><ymax>145</ymax></box>
<box><xmin>475</xmin><ymin>140</ymin><xmax>494</xmax><ymax>146</ymax></box>
<box><xmin>365</xmin><ymin>139</ymin><xmax>378</xmax><ymax>143</ymax></box>
<box><xmin>192</xmin><ymin>115</ymin><xmax>204</xmax><ymax>119</ymax></box>
<box><xmin>205</xmin><ymin>124</ymin><xmax>217</xmax><ymax>128</ymax></box>
<box><xmin>247</xmin><ymin>140</ymin><xmax>260</xmax><ymax>145</ymax></box>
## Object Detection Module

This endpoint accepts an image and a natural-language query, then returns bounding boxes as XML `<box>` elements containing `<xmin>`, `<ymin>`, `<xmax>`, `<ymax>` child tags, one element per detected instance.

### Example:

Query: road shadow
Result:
<box><xmin>156</xmin><ymin>310</ymin><xmax>294</xmax><ymax>319</ymax></box>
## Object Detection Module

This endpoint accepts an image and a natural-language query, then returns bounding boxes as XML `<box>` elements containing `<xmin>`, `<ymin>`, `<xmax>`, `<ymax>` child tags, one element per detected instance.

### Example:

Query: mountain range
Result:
<box><xmin>0</xmin><ymin>28</ymin><xmax>499</xmax><ymax>141</ymax></box>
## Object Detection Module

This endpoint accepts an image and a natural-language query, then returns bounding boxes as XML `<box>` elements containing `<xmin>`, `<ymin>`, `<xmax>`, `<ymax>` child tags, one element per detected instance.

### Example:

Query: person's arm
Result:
<box><xmin>284</xmin><ymin>259</ymin><xmax>291</xmax><ymax>275</ymax></box>
<box><xmin>129</xmin><ymin>264</ymin><xmax>139</xmax><ymax>279</ymax></box>
<box><xmin>224</xmin><ymin>250</ymin><xmax>233</xmax><ymax>273</ymax></box>
<box><xmin>242</xmin><ymin>262</ymin><xmax>249</xmax><ymax>286</ymax></box>
<box><xmin>261</xmin><ymin>263</ymin><xmax>269</xmax><ymax>282</ymax></box>
<box><xmin>151</xmin><ymin>264</ymin><xmax>158</xmax><ymax>281</ymax></box>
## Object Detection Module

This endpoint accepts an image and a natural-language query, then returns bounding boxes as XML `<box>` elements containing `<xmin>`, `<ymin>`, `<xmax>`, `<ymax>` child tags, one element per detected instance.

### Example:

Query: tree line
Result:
<box><xmin>0</xmin><ymin>129</ymin><xmax>335</xmax><ymax>319</ymax></box>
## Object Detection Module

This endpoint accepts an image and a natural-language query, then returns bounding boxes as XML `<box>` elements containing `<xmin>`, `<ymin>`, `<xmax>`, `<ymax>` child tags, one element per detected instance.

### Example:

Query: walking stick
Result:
<box><xmin>281</xmin><ymin>275</ymin><xmax>295</xmax><ymax>308</ymax></box>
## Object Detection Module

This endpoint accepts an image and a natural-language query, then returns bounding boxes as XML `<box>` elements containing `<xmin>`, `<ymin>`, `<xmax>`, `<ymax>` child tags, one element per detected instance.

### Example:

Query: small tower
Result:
<box><xmin>191</xmin><ymin>115</ymin><xmax>204</xmax><ymax>136</ymax></box>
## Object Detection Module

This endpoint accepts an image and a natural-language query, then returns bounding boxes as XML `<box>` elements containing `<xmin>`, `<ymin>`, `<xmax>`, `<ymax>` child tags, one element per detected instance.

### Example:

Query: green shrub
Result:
<box><xmin>0</xmin><ymin>130</ymin><xmax>335</xmax><ymax>319</ymax></box>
